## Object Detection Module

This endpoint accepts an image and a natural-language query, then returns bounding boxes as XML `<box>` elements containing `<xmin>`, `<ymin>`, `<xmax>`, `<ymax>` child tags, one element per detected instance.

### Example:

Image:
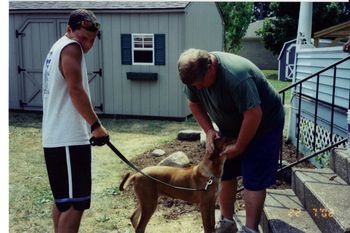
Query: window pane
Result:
<box><xmin>134</xmin><ymin>50</ymin><xmax>153</xmax><ymax>63</ymax></box>
<box><xmin>144</xmin><ymin>41</ymin><xmax>153</xmax><ymax>48</ymax></box>
<box><xmin>144</xmin><ymin>36</ymin><xmax>153</xmax><ymax>48</ymax></box>
<box><xmin>133</xmin><ymin>36</ymin><xmax>142</xmax><ymax>48</ymax></box>
<box><xmin>134</xmin><ymin>42</ymin><xmax>142</xmax><ymax>48</ymax></box>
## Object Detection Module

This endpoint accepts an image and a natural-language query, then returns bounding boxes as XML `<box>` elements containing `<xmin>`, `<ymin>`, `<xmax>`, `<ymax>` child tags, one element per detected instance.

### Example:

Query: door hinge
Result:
<box><xmin>16</xmin><ymin>30</ymin><xmax>25</xmax><ymax>38</ymax></box>
<box><xmin>19</xmin><ymin>100</ymin><xmax>27</xmax><ymax>107</ymax></box>
<box><xmin>95</xmin><ymin>103</ymin><xmax>103</xmax><ymax>112</ymax></box>
<box><xmin>93</xmin><ymin>68</ymin><xmax>102</xmax><ymax>76</ymax></box>
<box><xmin>17</xmin><ymin>65</ymin><xmax>26</xmax><ymax>74</ymax></box>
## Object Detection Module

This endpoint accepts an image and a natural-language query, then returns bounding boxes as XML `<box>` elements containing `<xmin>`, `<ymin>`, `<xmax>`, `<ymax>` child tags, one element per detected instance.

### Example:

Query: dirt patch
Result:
<box><xmin>122</xmin><ymin>138</ymin><xmax>314</xmax><ymax>222</ymax></box>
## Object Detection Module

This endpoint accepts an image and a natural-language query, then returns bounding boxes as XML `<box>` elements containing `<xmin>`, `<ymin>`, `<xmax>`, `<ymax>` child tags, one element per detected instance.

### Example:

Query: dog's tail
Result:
<box><xmin>119</xmin><ymin>172</ymin><xmax>133</xmax><ymax>191</ymax></box>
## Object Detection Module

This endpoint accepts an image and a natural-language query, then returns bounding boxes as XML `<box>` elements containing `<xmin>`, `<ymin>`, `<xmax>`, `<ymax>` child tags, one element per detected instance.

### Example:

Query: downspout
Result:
<box><xmin>296</xmin><ymin>2</ymin><xmax>313</xmax><ymax>49</ymax></box>
<box><xmin>288</xmin><ymin>2</ymin><xmax>313</xmax><ymax>142</ymax></box>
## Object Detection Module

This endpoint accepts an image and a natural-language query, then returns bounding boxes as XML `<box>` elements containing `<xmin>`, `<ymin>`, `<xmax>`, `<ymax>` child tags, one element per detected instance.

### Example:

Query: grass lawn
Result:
<box><xmin>9</xmin><ymin>74</ymin><xmax>293</xmax><ymax>232</ymax></box>
<box><xmin>9</xmin><ymin>112</ymin><xmax>199</xmax><ymax>233</ymax></box>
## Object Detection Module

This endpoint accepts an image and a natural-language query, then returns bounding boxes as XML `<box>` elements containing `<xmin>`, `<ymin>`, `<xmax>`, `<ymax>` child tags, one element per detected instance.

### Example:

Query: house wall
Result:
<box><xmin>238</xmin><ymin>38</ymin><xmax>278</xmax><ymax>70</ymax></box>
<box><xmin>100</xmin><ymin>12</ymin><xmax>186</xmax><ymax>118</ymax></box>
<box><xmin>288</xmin><ymin>47</ymin><xmax>350</xmax><ymax>154</ymax></box>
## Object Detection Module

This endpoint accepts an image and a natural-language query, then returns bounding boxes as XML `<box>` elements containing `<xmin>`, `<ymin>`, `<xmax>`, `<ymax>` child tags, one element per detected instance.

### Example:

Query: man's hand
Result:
<box><xmin>206</xmin><ymin>128</ymin><xmax>220</xmax><ymax>154</ymax></box>
<box><xmin>220</xmin><ymin>144</ymin><xmax>242</xmax><ymax>159</ymax></box>
<box><xmin>92</xmin><ymin>125</ymin><xmax>108</xmax><ymax>138</ymax></box>
<box><xmin>90</xmin><ymin>124</ymin><xmax>109</xmax><ymax>146</ymax></box>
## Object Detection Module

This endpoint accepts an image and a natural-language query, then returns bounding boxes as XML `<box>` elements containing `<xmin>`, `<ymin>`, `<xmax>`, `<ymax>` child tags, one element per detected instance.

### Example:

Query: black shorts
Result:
<box><xmin>44</xmin><ymin>144</ymin><xmax>91</xmax><ymax>212</ymax></box>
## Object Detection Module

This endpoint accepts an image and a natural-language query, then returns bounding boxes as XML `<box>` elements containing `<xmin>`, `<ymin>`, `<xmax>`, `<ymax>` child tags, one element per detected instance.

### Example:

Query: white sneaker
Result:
<box><xmin>215</xmin><ymin>216</ymin><xmax>238</xmax><ymax>233</ymax></box>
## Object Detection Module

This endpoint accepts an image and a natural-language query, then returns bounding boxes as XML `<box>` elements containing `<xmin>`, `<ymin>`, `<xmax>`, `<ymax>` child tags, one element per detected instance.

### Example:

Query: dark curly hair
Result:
<box><xmin>68</xmin><ymin>9</ymin><xmax>100</xmax><ymax>32</ymax></box>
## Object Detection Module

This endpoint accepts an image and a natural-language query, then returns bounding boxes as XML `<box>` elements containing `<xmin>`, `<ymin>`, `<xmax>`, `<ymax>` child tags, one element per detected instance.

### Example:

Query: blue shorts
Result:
<box><xmin>221</xmin><ymin>127</ymin><xmax>283</xmax><ymax>191</ymax></box>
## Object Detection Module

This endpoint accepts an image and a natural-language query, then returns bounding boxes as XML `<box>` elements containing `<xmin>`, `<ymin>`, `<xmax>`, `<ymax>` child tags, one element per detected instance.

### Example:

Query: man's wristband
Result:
<box><xmin>91</xmin><ymin>119</ymin><xmax>101</xmax><ymax>133</ymax></box>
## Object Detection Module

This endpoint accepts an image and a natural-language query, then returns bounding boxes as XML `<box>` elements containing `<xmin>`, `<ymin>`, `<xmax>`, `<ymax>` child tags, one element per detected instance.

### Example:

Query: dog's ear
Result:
<box><xmin>209</xmin><ymin>138</ymin><xmax>237</xmax><ymax>160</ymax></box>
<box><xmin>208</xmin><ymin>138</ymin><xmax>225</xmax><ymax>160</ymax></box>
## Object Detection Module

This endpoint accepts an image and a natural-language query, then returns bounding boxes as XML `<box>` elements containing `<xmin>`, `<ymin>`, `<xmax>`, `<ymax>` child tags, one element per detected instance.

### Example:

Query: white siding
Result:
<box><xmin>288</xmin><ymin>47</ymin><xmax>350</xmax><ymax>152</ymax></box>
<box><xmin>294</xmin><ymin>47</ymin><xmax>350</xmax><ymax>109</ymax></box>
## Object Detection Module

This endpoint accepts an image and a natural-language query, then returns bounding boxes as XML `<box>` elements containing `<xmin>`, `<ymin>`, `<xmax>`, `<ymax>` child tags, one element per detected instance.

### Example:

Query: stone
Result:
<box><xmin>151</xmin><ymin>149</ymin><xmax>166</xmax><ymax>157</ymax></box>
<box><xmin>157</xmin><ymin>151</ymin><xmax>190</xmax><ymax>168</ymax></box>
<box><xmin>177</xmin><ymin>129</ymin><xmax>201</xmax><ymax>141</ymax></box>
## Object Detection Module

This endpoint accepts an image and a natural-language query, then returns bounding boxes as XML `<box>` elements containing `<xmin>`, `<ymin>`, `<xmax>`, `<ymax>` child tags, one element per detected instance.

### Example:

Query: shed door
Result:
<box><xmin>17</xmin><ymin>19</ymin><xmax>104</xmax><ymax>112</ymax></box>
<box><xmin>285</xmin><ymin>44</ymin><xmax>296</xmax><ymax>81</ymax></box>
<box><xmin>17</xmin><ymin>19</ymin><xmax>57</xmax><ymax>109</ymax></box>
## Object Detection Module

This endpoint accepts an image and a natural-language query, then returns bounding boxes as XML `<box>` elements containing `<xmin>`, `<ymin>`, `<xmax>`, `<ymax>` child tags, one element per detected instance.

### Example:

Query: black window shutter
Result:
<box><xmin>154</xmin><ymin>34</ymin><xmax>165</xmax><ymax>65</ymax></box>
<box><xmin>121</xmin><ymin>34</ymin><xmax>132</xmax><ymax>65</ymax></box>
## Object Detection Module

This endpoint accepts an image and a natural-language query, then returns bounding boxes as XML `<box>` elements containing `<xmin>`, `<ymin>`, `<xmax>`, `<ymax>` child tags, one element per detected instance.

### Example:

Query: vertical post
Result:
<box><xmin>330</xmin><ymin>66</ymin><xmax>337</xmax><ymax>145</ymax></box>
<box><xmin>313</xmin><ymin>75</ymin><xmax>320</xmax><ymax>151</ymax></box>
<box><xmin>296</xmin><ymin>2</ymin><xmax>313</xmax><ymax>48</ymax></box>
<box><xmin>296</xmin><ymin>84</ymin><xmax>303</xmax><ymax>159</ymax></box>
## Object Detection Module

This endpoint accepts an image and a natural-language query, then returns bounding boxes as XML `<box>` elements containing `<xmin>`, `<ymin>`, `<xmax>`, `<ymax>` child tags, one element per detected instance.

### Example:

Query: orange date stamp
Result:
<box><xmin>288</xmin><ymin>208</ymin><xmax>334</xmax><ymax>218</ymax></box>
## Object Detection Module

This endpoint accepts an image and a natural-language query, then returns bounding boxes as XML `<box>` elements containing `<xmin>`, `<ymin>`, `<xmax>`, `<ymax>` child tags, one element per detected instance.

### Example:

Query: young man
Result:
<box><xmin>177</xmin><ymin>49</ymin><xmax>284</xmax><ymax>233</ymax></box>
<box><xmin>42</xmin><ymin>9</ymin><xmax>109</xmax><ymax>233</ymax></box>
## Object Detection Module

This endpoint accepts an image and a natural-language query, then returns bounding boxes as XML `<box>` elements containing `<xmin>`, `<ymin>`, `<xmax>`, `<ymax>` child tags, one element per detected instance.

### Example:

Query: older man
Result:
<box><xmin>178</xmin><ymin>48</ymin><xmax>284</xmax><ymax>233</ymax></box>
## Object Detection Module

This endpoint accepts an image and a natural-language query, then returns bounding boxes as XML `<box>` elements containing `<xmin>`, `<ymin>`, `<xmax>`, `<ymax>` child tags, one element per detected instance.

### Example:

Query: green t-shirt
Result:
<box><xmin>184</xmin><ymin>51</ymin><xmax>284</xmax><ymax>137</ymax></box>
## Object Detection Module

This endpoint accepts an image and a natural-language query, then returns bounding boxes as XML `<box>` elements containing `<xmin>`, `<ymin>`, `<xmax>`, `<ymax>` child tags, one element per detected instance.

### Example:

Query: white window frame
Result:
<box><xmin>132</xmin><ymin>33</ymin><xmax>154</xmax><ymax>65</ymax></box>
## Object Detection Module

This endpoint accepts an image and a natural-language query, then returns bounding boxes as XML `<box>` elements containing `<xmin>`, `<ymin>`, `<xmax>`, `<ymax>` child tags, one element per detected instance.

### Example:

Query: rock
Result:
<box><xmin>177</xmin><ymin>130</ymin><xmax>201</xmax><ymax>141</ymax></box>
<box><xmin>151</xmin><ymin>149</ymin><xmax>166</xmax><ymax>157</ymax></box>
<box><xmin>157</xmin><ymin>151</ymin><xmax>190</xmax><ymax>167</ymax></box>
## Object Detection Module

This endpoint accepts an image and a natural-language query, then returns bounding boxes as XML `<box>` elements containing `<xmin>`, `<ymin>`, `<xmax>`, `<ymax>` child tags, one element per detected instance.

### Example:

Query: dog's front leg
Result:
<box><xmin>199</xmin><ymin>200</ymin><xmax>216</xmax><ymax>233</ymax></box>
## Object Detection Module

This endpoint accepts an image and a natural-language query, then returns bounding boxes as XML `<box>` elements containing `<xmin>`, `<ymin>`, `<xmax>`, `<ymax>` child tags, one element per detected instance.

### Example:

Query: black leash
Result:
<box><xmin>90</xmin><ymin>136</ymin><xmax>214</xmax><ymax>191</ymax></box>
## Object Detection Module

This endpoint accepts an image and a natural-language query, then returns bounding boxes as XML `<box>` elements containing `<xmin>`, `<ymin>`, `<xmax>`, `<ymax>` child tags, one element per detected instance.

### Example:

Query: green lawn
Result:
<box><xmin>9</xmin><ymin>112</ymin><xmax>199</xmax><ymax>233</ymax></box>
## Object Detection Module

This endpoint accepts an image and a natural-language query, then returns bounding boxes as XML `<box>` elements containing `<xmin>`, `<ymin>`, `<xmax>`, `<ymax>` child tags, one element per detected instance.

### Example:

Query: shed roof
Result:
<box><xmin>278</xmin><ymin>39</ymin><xmax>296</xmax><ymax>60</ymax></box>
<box><xmin>9</xmin><ymin>1</ymin><xmax>190</xmax><ymax>11</ymax></box>
<box><xmin>244</xmin><ymin>20</ymin><xmax>264</xmax><ymax>39</ymax></box>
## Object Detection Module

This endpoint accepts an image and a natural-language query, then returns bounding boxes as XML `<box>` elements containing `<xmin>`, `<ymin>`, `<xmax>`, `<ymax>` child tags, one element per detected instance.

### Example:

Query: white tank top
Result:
<box><xmin>42</xmin><ymin>35</ymin><xmax>91</xmax><ymax>147</ymax></box>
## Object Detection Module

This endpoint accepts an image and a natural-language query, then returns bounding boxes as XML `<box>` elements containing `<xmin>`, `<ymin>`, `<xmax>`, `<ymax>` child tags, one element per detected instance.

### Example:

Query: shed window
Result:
<box><xmin>132</xmin><ymin>34</ymin><xmax>154</xmax><ymax>65</ymax></box>
<box><xmin>121</xmin><ymin>33</ymin><xmax>165</xmax><ymax>66</ymax></box>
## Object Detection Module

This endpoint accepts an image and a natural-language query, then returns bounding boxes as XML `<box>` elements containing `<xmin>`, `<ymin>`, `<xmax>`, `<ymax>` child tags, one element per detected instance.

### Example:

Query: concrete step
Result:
<box><xmin>330</xmin><ymin>148</ymin><xmax>350</xmax><ymax>184</ymax></box>
<box><xmin>292</xmin><ymin>167</ymin><xmax>350</xmax><ymax>233</ymax></box>
<box><xmin>261</xmin><ymin>189</ymin><xmax>321</xmax><ymax>233</ymax></box>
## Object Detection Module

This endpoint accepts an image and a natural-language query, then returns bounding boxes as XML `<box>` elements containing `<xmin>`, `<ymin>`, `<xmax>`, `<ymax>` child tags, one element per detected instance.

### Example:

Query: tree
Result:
<box><xmin>252</xmin><ymin>2</ymin><xmax>273</xmax><ymax>21</ymax></box>
<box><xmin>256</xmin><ymin>2</ymin><xmax>347</xmax><ymax>55</ymax></box>
<box><xmin>218</xmin><ymin>2</ymin><xmax>253</xmax><ymax>53</ymax></box>
<box><xmin>256</xmin><ymin>2</ymin><xmax>300</xmax><ymax>55</ymax></box>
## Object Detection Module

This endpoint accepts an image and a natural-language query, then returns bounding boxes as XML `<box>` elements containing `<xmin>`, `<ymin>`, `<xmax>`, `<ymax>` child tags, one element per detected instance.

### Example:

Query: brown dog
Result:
<box><xmin>119</xmin><ymin>138</ymin><xmax>235</xmax><ymax>233</ymax></box>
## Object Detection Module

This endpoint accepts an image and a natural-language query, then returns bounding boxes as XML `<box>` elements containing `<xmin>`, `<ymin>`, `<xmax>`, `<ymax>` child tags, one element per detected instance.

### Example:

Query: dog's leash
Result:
<box><xmin>90</xmin><ymin>136</ymin><xmax>214</xmax><ymax>191</ymax></box>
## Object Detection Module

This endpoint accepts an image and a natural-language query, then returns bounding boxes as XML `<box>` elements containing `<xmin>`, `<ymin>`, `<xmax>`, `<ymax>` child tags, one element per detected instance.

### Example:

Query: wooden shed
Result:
<box><xmin>278</xmin><ymin>39</ymin><xmax>296</xmax><ymax>81</ymax></box>
<box><xmin>9</xmin><ymin>1</ymin><xmax>224</xmax><ymax>119</ymax></box>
